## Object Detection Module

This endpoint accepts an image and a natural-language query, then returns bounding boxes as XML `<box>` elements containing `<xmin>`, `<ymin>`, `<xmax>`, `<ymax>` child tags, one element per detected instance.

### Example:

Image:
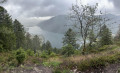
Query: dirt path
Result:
<box><xmin>103</xmin><ymin>63</ymin><xmax>120</xmax><ymax>73</ymax></box>
<box><xmin>3</xmin><ymin>63</ymin><xmax>120</xmax><ymax>73</ymax></box>
<box><xmin>3</xmin><ymin>65</ymin><xmax>52</xmax><ymax>73</ymax></box>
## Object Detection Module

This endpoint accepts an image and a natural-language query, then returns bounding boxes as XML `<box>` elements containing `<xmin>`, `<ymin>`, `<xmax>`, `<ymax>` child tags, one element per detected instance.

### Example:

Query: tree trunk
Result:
<box><xmin>89</xmin><ymin>41</ymin><xmax>92</xmax><ymax>49</ymax></box>
<box><xmin>82</xmin><ymin>40</ymin><xmax>86</xmax><ymax>55</ymax></box>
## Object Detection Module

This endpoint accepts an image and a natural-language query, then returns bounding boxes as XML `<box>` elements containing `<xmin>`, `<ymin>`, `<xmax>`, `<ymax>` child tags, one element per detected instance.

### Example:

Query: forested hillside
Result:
<box><xmin>1</xmin><ymin>0</ymin><xmax>120</xmax><ymax>73</ymax></box>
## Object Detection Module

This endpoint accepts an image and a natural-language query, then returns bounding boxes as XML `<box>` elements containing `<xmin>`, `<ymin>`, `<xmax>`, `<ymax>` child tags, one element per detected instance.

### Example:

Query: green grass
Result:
<box><xmin>98</xmin><ymin>45</ymin><xmax>119</xmax><ymax>52</ymax></box>
<box><xmin>43</xmin><ymin>61</ymin><xmax>61</xmax><ymax>67</ymax></box>
<box><xmin>0</xmin><ymin>45</ymin><xmax>120</xmax><ymax>73</ymax></box>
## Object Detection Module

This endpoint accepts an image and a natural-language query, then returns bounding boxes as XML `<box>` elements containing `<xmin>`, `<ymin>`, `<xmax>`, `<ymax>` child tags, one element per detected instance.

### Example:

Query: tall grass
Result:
<box><xmin>58</xmin><ymin>48</ymin><xmax>120</xmax><ymax>72</ymax></box>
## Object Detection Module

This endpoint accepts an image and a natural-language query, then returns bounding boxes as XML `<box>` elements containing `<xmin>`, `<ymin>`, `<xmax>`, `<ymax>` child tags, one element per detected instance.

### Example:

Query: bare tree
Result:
<box><xmin>70</xmin><ymin>3</ymin><xmax>106</xmax><ymax>54</ymax></box>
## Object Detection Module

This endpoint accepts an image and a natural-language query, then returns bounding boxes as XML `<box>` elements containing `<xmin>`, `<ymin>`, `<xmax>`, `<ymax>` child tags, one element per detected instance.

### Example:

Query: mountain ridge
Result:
<box><xmin>37</xmin><ymin>14</ymin><xmax>120</xmax><ymax>34</ymax></box>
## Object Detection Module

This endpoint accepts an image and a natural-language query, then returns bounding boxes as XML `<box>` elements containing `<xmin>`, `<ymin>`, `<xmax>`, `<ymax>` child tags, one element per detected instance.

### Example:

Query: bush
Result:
<box><xmin>16</xmin><ymin>47</ymin><xmax>26</xmax><ymax>65</ymax></box>
<box><xmin>8</xmin><ymin>53</ymin><xmax>17</xmax><ymax>67</ymax></box>
<box><xmin>8</xmin><ymin>59</ymin><xmax>17</xmax><ymax>67</ymax></box>
<box><xmin>0</xmin><ymin>44</ymin><xmax>3</xmax><ymax>52</ymax></box>
<box><xmin>89</xmin><ymin>57</ymin><xmax>106</xmax><ymax>69</ymax></box>
<box><xmin>50</xmin><ymin>52</ymin><xmax>57</xmax><ymax>57</ymax></box>
<box><xmin>35</xmin><ymin>51</ymin><xmax>41</xmax><ymax>57</ymax></box>
<box><xmin>74</xmin><ymin>49</ymin><xmax>82</xmax><ymax>55</ymax></box>
<box><xmin>53</xmin><ymin>69</ymin><xmax>61</xmax><ymax>73</ymax></box>
<box><xmin>32</xmin><ymin>58</ymin><xmax>42</xmax><ymax>64</ymax></box>
<box><xmin>65</xmin><ymin>52</ymin><xmax>120</xmax><ymax>71</ymax></box>
<box><xmin>40</xmin><ymin>51</ymin><xmax>48</xmax><ymax>58</ymax></box>
<box><xmin>26</xmin><ymin>49</ymin><xmax>34</xmax><ymax>56</ymax></box>
<box><xmin>118</xmin><ymin>68</ymin><xmax>120</xmax><ymax>73</ymax></box>
<box><xmin>62</xmin><ymin>44</ymin><xmax>75</xmax><ymax>57</ymax></box>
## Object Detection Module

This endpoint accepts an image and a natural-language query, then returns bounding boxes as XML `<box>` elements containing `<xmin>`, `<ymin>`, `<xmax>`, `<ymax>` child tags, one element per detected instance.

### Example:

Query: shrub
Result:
<box><xmin>89</xmin><ymin>57</ymin><xmax>106</xmax><ymax>69</ymax></box>
<box><xmin>0</xmin><ymin>44</ymin><xmax>3</xmax><ymax>52</ymax></box>
<box><xmin>50</xmin><ymin>52</ymin><xmax>57</xmax><ymax>57</ymax></box>
<box><xmin>53</xmin><ymin>69</ymin><xmax>61</xmax><ymax>73</ymax></box>
<box><xmin>118</xmin><ymin>68</ymin><xmax>120</xmax><ymax>73</ymax></box>
<box><xmin>16</xmin><ymin>47</ymin><xmax>26</xmax><ymax>65</ymax></box>
<box><xmin>35</xmin><ymin>51</ymin><xmax>41</xmax><ymax>57</ymax></box>
<box><xmin>0</xmin><ymin>56</ymin><xmax>5</xmax><ymax>63</ymax></box>
<box><xmin>0</xmin><ymin>66</ymin><xmax>3</xmax><ymax>73</ymax></box>
<box><xmin>62</xmin><ymin>44</ymin><xmax>75</xmax><ymax>57</ymax></box>
<box><xmin>8</xmin><ymin>54</ymin><xmax>17</xmax><ymax>67</ymax></box>
<box><xmin>32</xmin><ymin>58</ymin><xmax>41</xmax><ymax>64</ymax></box>
<box><xmin>40</xmin><ymin>51</ymin><xmax>48</xmax><ymax>58</ymax></box>
<box><xmin>26</xmin><ymin>49</ymin><xmax>34</xmax><ymax>56</ymax></box>
<box><xmin>9</xmin><ymin>59</ymin><xmax>17</xmax><ymax>67</ymax></box>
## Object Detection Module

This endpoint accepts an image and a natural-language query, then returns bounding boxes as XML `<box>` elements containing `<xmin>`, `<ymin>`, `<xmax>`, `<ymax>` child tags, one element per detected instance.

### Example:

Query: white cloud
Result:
<box><xmin>18</xmin><ymin>16</ymin><xmax>53</xmax><ymax>27</ymax></box>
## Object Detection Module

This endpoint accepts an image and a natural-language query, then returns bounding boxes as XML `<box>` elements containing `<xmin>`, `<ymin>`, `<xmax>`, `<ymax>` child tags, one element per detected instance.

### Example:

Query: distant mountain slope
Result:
<box><xmin>28</xmin><ymin>26</ymin><xmax>64</xmax><ymax>48</ymax></box>
<box><xmin>37</xmin><ymin>15</ymin><xmax>72</xmax><ymax>34</ymax></box>
<box><xmin>28</xmin><ymin>14</ymin><xmax>120</xmax><ymax>48</ymax></box>
<box><xmin>37</xmin><ymin>14</ymin><xmax>120</xmax><ymax>34</ymax></box>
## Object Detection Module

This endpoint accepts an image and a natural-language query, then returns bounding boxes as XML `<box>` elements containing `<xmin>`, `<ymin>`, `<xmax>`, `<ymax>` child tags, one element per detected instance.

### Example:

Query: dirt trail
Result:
<box><xmin>3</xmin><ymin>63</ymin><xmax>120</xmax><ymax>73</ymax></box>
<box><xmin>3</xmin><ymin>65</ymin><xmax>52</xmax><ymax>73</ymax></box>
<box><xmin>103</xmin><ymin>63</ymin><xmax>120</xmax><ymax>73</ymax></box>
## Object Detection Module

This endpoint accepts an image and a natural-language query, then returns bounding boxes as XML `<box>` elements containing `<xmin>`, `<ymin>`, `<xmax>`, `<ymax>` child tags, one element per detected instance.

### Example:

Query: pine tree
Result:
<box><xmin>0</xmin><ymin>6</ymin><xmax>13</xmax><ymax>29</ymax></box>
<box><xmin>0</xmin><ymin>27</ymin><xmax>16</xmax><ymax>51</ymax></box>
<box><xmin>41</xmin><ymin>43</ymin><xmax>46</xmax><ymax>51</ymax></box>
<box><xmin>63</xmin><ymin>28</ymin><xmax>78</xmax><ymax>49</ymax></box>
<box><xmin>62</xmin><ymin>44</ymin><xmax>74</xmax><ymax>57</ymax></box>
<box><xmin>13</xmin><ymin>19</ymin><xmax>25</xmax><ymax>49</ymax></box>
<box><xmin>45</xmin><ymin>40</ymin><xmax>52</xmax><ymax>55</ymax></box>
<box><xmin>25</xmin><ymin>32</ymin><xmax>32</xmax><ymax>49</ymax></box>
<box><xmin>0</xmin><ymin>6</ymin><xmax>16</xmax><ymax>51</ymax></box>
<box><xmin>32</xmin><ymin>35</ymin><xmax>41</xmax><ymax>53</ymax></box>
<box><xmin>99</xmin><ymin>25</ymin><xmax>112</xmax><ymax>46</ymax></box>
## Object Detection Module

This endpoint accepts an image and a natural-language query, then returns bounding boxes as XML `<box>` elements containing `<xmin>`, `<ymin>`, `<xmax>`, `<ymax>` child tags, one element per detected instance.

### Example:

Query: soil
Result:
<box><xmin>73</xmin><ymin>63</ymin><xmax>120</xmax><ymax>73</ymax></box>
<box><xmin>2</xmin><ymin>63</ymin><xmax>120</xmax><ymax>73</ymax></box>
<box><xmin>2</xmin><ymin>65</ymin><xmax>52</xmax><ymax>73</ymax></box>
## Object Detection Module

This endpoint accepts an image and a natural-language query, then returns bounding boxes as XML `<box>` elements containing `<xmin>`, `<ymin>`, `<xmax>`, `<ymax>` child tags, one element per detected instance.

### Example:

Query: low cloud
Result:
<box><xmin>109</xmin><ymin>0</ymin><xmax>120</xmax><ymax>9</ymax></box>
<box><xmin>0</xmin><ymin>0</ymin><xmax>118</xmax><ymax>26</ymax></box>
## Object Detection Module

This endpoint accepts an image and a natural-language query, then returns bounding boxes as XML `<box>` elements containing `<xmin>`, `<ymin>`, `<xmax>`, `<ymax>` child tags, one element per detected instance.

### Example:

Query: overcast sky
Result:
<box><xmin>0</xmin><ymin>0</ymin><xmax>120</xmax><ymax>26</ymax></box>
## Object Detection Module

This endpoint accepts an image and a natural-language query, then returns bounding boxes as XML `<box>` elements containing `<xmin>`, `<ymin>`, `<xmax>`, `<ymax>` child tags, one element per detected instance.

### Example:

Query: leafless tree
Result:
<box><xmin>70</xmin><ymin>2</ymin><xmax>107</xmax><ymax>54</ymax></box>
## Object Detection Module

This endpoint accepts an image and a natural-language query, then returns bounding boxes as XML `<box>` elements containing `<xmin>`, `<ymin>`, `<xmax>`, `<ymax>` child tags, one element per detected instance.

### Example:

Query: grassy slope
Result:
<box><xmin>52</xmin><ymin>45</ymin><xmax>120</xmax><ymax>73</ymax></box>
<box><xmin>0</xmin><ymin>45</ymin><xmax>120</xmax><ymax>73</ymax></box>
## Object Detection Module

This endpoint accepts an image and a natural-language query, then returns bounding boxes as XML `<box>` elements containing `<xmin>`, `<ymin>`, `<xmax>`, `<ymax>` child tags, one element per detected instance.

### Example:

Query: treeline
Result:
<box><xmin>0</xmin><ymin>6</ymin><xmax>54</xmax><ymax>54</ymax></box>
<box><xmin>0</xmin><ymin>4</ymin><xmax>120</xmax><ymax>58</ymax></box>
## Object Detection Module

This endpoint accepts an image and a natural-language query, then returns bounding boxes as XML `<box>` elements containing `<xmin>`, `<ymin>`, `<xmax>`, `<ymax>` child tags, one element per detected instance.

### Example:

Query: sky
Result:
<box><xmin>0</xmin><ymin>0</ymin><xmax>119</xmax><ymax>26</ymax></box>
